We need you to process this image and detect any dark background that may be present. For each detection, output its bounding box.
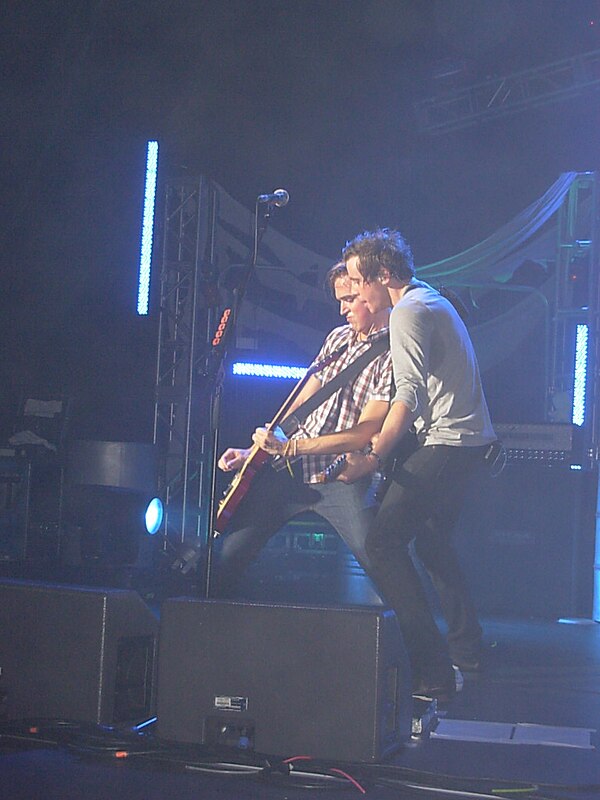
[1,0,599,444]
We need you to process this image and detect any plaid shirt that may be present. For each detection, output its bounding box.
[294,324,393,483]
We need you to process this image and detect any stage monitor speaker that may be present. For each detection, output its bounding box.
[0,579,158,724]
[156,598,411,762]
[455,464,597,618]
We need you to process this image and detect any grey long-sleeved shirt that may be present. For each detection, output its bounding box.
[390,280,496,447]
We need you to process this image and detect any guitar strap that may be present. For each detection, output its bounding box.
[280,333,390,437]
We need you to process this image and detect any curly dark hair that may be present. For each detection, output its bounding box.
[342,228,415,283]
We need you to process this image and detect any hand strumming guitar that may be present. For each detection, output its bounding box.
[333,432,382,484]
[251,426,289,456]
[218,447,251,472]
[335,452,378,483]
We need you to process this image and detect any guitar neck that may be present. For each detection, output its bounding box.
[265,342,348,432]
[313,454,347,484]
[215,344,349,535]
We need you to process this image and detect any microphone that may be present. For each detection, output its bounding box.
[256,188,289,207]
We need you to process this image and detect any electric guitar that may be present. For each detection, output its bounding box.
[214,443,274,534]
[214,349,344,535]
[214,334,389,535]
[216,449,349,534]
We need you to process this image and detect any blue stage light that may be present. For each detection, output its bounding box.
[132,716,157,731]
[145,497,164,535]
[137,140,159,316]
[232,362,307,380]
[572,323,589,426]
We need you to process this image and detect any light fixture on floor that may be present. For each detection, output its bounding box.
[63,440,162,569]
[144,497,163,535]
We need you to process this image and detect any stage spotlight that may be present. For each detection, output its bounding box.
[63,441,161,570]
[145,497,163,535]
[63,486,163,568]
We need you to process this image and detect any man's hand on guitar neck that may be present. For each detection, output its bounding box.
[218,447,251,472]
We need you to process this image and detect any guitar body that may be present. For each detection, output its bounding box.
[217,451,357,533]
[215,447,272,534]
[213,339,358,535]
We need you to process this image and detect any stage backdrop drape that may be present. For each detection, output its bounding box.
[209,173,579,373]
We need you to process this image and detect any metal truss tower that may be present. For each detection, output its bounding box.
[416,49,600,134]
[549,172,600,467]
[153,177,220,551]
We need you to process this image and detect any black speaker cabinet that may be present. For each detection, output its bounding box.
[455,464,597,618]
[157,598,411,762]
[0,579,158,724]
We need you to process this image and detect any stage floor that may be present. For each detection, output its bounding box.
[1,614,599,800]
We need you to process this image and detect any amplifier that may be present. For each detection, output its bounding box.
[494,423,574,464]
[455,463,596,617]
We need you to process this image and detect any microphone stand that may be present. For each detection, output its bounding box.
[182,198,281,597]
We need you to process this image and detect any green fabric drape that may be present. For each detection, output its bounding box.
[416,172,578,281]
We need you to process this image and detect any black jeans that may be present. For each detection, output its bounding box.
[365,444,486,686]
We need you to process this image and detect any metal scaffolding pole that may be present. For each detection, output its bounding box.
[152,177,220,553]
[549,171,599,467]
[416,49,600,134]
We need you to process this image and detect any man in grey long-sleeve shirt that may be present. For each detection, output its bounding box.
[341,227,496,703]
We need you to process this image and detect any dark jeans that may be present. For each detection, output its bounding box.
[365,444,486,686]
[214,464,376,594]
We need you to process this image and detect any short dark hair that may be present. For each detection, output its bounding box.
[342,228,415,283]
[325,260,348,296]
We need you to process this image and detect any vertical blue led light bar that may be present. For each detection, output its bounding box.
[137,140,159,315]
[571,323,589,426]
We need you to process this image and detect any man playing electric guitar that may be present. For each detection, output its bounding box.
[214,262,393,593]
